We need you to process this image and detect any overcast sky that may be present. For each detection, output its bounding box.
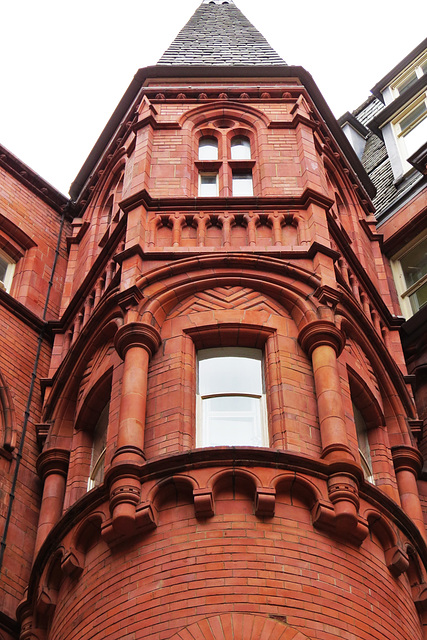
[0,0,426,196]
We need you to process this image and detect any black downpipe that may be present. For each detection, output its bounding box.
[0,202,70,572]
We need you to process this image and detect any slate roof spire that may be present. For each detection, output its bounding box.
[158,0,286,66]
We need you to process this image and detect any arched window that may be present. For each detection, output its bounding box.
[197,347,267,447]
[352,402,374,483]
[231,135,251,159]
[0,249,15,293]
[88,403,109,489]
[199,137,218,160]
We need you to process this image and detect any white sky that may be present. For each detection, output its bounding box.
[0,0,426,196]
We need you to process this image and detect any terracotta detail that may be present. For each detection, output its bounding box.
[298,320,345,357]
[255,487,276,517]
[385,546,410,577]
[114,322,161,360]
[193,489,215,518]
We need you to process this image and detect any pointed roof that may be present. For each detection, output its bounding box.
[158,0,285,66]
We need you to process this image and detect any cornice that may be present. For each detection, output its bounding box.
[0,143,69,213]
[119,187,335,214]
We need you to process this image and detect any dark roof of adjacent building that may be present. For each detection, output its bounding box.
[352,95,425,220]
[158,0,285,66]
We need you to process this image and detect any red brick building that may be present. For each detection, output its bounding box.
[1,3,427,639]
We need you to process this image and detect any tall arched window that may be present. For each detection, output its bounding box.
[352,402,374,483]
[88,403,109,489]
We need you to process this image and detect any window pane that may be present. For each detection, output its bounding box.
[353,403,373,482]
[199,174,218,196]
[199,137,218,160]
[232,171,253,196]
[400,101,427,132]
[400,237,427,288]
[396,71,418,95]
[202,395,263,446]
[409,280,427,314]
[231,136,251,159]
[198,348,262,395]
[0,255,8,283]
[402,112,427,157]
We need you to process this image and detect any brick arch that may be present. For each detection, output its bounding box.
[179,101,270,129]
[136,254,320,332]
[169,613,314,640]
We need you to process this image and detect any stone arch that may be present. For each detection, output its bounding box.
[273,472,322,509]
[136,254,320,333]
[169,613,314,640]
[339,315,415,437]
[0,369,17,452]
[46,315,122,438]
[179,101,270,130]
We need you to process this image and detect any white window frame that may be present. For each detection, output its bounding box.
[199,172,219,197]
[393,93,427,162]
[391,231,427,318]
[390,52,427,100]
[196,347,268,448]
[231,136,251,160]
[0,250,16,293]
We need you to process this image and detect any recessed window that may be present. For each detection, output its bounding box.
[88,403,109,490]
[199,173,219,197]
[197,347,267,447]
[231,136,251,160]
[199,137,218,160]
[353,403,374,483]
[232,170,253,196]
[392,234,427,317]
[0,250,15,293]
[391,53,427,99]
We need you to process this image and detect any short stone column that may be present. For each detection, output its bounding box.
[108,322,161,534]
[34,449,70,556]
[392,446,426,540]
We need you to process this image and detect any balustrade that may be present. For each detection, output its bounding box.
[148,211,305,250]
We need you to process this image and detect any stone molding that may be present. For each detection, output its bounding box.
[298,320,345,357]
[36,448,70,481]
[114,322,161,360]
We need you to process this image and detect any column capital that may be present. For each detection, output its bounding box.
[392,445,423,476]
[36,448,70,481]
[114,322,161,360]
[298,320,345,357]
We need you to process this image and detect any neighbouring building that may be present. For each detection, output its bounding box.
[1,3,427,640]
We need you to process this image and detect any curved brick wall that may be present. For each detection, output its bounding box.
[48,482,420,640]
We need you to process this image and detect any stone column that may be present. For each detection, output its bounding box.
[108,322,161,534]
[392,446,426,540]
[34,449,69,556]
[299,320,353,462]
[299,320,362,534]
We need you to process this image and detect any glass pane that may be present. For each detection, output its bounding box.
[199,137,218,160]
[231,136,251,159]
[400,101,427,132]
[403,112,427,157]
[352,403,373,480]
[0,255,8,283]
[198,348,262,395]
[199,174,218,197]
[202,395,263,446]
[409,280,427,314]
[401,237,427,288]
[397,71,418,95]
[232,171,253,196]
